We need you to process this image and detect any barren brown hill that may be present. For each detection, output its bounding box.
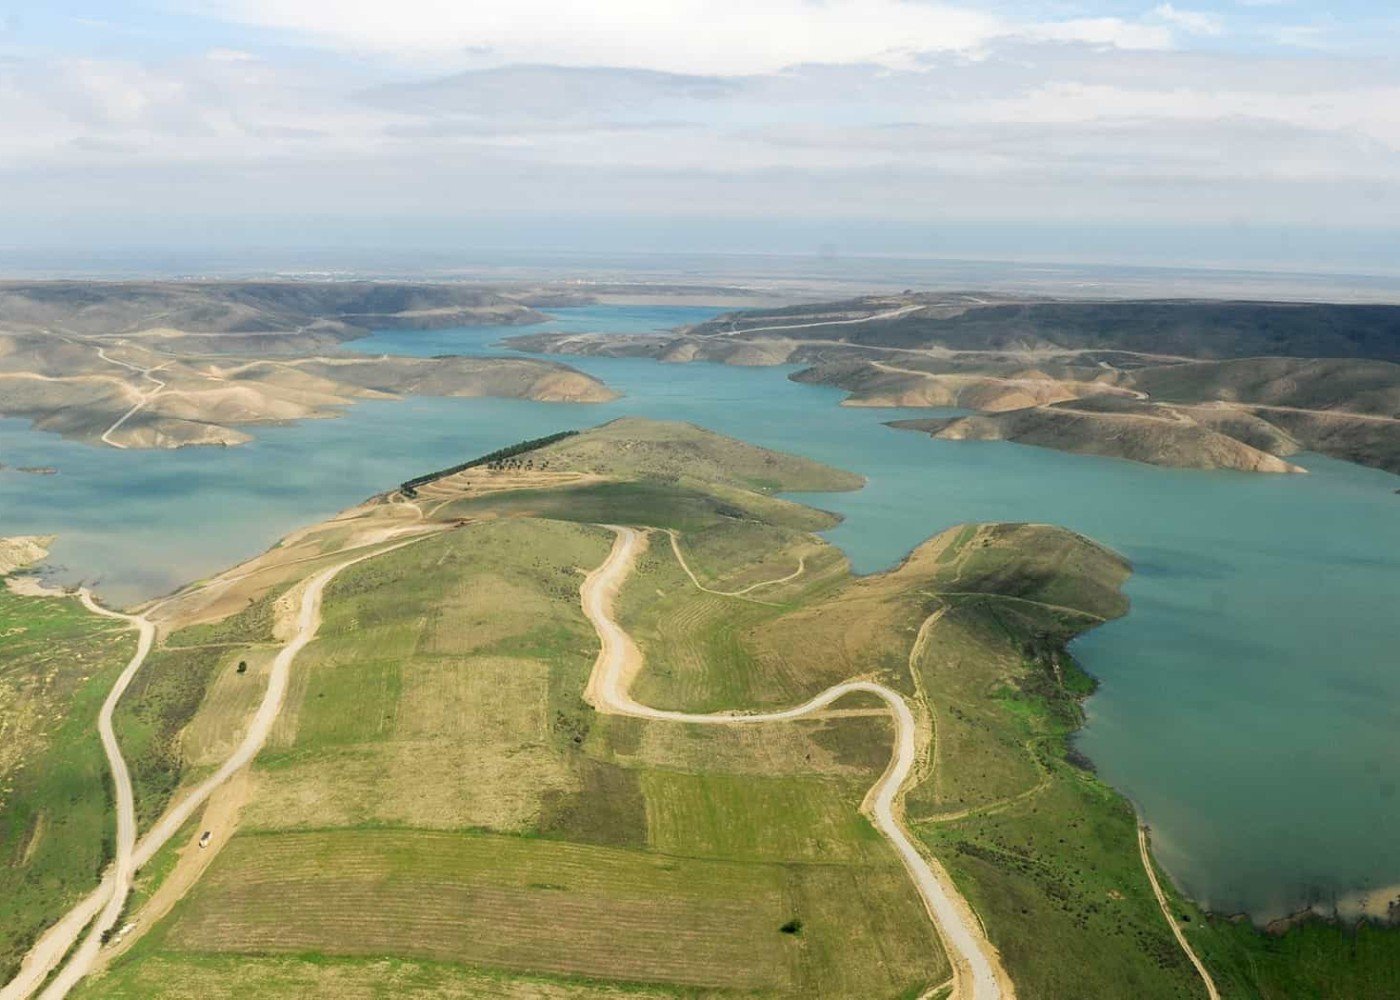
[0,332,614,450]
[791,358,1132,411]
[1130,356,1400,416]
[893,403,1307,474]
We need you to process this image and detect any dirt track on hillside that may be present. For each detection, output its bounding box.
[580,525,1013,1000]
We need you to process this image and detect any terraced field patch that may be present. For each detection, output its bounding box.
[241,520,608,834]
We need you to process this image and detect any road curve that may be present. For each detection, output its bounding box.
[6,539,426,1000]
[580,526,1010,1000]
[664,529,804,599]
[94,348,168,450]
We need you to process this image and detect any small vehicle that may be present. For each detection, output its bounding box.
[198,830,212,849]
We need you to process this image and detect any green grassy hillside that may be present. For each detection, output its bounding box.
[0,590,132,981]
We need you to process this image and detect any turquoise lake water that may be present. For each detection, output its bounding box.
[2,304,1398,921]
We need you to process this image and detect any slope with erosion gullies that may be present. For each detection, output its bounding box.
[892,398,1308,474]
[870,355,1399,473]
[786,308,1400,474]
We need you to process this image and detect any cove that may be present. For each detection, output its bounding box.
[2,304,1398,923]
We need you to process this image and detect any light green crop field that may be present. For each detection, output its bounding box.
[638,770,882,863]
[156,829,799,990]
[82,952,709,999]
[241,519,610,835]
[613,522,852,712]
[0,589,131,981]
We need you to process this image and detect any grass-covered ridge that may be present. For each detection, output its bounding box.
[399,429,579,496]
[534,417,865,493]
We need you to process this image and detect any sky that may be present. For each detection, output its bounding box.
[1,1,1397,272]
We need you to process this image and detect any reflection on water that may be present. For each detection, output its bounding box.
[2,304,1398,921]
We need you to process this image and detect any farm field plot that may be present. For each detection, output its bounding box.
[592,711,892,778]
[154,829,799,990]
[140,825,945,997]
[241,518,610,834]
[614,527,849,712]
[639,770,882,863]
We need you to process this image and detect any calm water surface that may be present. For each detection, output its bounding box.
[2,304,1397,921]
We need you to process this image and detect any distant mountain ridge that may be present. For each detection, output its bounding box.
[685,295,1400,362]
[0,280,550,341]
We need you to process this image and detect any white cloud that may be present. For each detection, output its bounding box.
[205,48,258,62]
[3,12,1399,238]
[199,0,1173,74]
[1153,4,1225,37]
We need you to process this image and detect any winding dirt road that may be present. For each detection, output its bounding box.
[664,529,805,600]
[5,539,427,1000]
[580,526,1011,1000]
[94,348,169,450]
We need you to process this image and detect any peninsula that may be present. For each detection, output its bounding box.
[3,420,1395,999]
[0,281,615,449]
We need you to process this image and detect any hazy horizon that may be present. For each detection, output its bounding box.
[4,1,1397,276]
